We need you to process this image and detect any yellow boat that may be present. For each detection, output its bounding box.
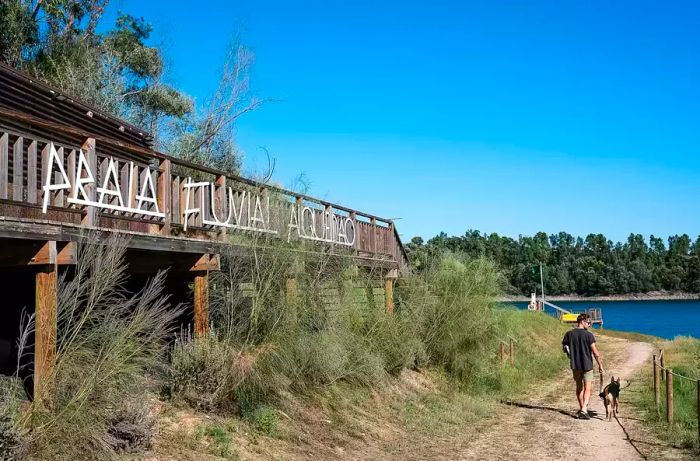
[561,313,579,323]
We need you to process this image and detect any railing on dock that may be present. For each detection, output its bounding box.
[0,112,408,268]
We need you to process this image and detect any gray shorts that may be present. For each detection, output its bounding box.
[572,370,594,382]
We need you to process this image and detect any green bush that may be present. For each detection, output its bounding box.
[396,254,502,381]
[246,406,279,436]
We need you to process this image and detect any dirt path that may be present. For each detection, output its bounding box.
[455,335,690,461]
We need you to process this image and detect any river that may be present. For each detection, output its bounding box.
[508,300,700,339]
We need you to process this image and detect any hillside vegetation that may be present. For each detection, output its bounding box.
[0,239,571,460]
[629,336,700,452]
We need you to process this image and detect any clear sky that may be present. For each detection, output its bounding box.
[102,1,700,243]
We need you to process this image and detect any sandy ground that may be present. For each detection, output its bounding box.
[454,336,694,461]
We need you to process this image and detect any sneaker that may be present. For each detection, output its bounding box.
[579,411,591,420]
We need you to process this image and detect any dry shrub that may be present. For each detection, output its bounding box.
[0,377,25,461]
[170,244,505,414]
[396,253,503,381]
[106,399,154,454]
[19,235,182,460]
[169,329,272,412]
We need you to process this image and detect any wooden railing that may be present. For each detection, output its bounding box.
[0,117,408,268]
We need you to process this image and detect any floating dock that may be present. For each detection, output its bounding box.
[530,298,604,329]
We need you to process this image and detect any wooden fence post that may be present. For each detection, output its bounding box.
[286,276,297,305]
[653,355,660,406]
[660,350,665,381]
[509,338,514,364]
[35,264,57,400]
[666,369,674,424]
[193,272,209,338]
[384,269,398,314]
[499,342,505,362]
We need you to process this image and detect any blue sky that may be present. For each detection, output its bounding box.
[102,1,700,243]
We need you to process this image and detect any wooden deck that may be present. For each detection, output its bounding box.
[0,63,408,397]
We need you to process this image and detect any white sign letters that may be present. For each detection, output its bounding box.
[39,144,357,247]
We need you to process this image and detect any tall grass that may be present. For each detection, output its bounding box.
[396,255,502,382]
[16,235,183,460]
[632,336,699,452]
[168,247,531,415]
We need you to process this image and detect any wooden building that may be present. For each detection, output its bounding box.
[0,63,407,397]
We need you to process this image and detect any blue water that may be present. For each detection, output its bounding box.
[509,300,700,339]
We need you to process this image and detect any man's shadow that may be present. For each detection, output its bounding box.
[501,400,601,420]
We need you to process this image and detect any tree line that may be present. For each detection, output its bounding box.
[406,230,700,296]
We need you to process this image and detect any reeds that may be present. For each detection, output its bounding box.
[15,235,183,460]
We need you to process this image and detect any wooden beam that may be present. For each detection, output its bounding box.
[56,241,77,265]
[194,272,209,338]
[215,175,226,240]
[160,159,172,234]
[27,140,37,203]
[190,253,220,272]
[34,264,57,400]
[81,138,97,226]
[12,136,23,201]
[30,241,56,265]
[0,240,75,267]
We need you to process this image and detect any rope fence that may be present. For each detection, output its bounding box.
[651,350,699,442]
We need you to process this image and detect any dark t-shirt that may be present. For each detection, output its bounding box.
[562,328,596,371]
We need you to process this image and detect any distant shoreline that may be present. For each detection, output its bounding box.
[498,291,700,303]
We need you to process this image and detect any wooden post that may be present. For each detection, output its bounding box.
[286,276,297,305]
[214,175,226,240]
[384,269,397,314]
[35,264,57,400]
[349,211,358,252]
[660,350,665,381]
[193,272,209,338]
[509,338,514,364]
[653,355,660,406]
[157,159,171,235]
[385,278,394,314]
[27,140,37,203]
[499,342,505,362]
[666,369,674,424]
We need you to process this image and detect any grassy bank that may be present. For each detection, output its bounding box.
[628,336,699,452]
[0,241,572,460]
[154,307,570,460]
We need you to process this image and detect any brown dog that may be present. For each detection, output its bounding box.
[599,376,621,421]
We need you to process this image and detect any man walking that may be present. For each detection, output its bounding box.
[562,313,604,420]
